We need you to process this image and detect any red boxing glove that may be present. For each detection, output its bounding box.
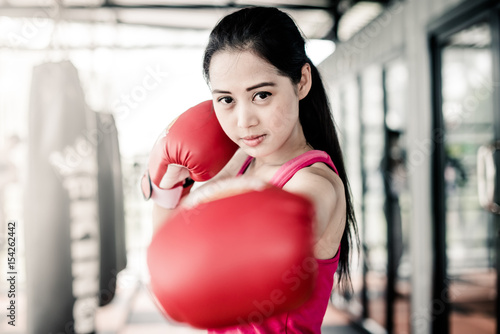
[141,100,238,208]
[147,178,317,328]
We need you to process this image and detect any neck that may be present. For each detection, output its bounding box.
[253,123,312,169]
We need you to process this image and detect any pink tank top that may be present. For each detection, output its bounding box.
[208,150,341,334]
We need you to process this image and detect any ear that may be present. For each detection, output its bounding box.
[297,63,312,100]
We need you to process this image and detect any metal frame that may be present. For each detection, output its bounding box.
[429,30,449,334]
[381,64,394,334]
[357,72,370,322]
[491,5,500,334]
[0,0,398,41]
[428,0,500,333]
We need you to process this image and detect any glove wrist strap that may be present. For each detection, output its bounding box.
[150,182,183,209]
[141,171,184,209]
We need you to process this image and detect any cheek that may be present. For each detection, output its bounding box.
[270,109,285,130]
[215,112,237,138]
[269,104,298,132]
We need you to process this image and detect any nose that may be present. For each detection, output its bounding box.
[236,103,258,129]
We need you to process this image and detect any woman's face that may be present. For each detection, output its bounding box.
[208,50,309,158]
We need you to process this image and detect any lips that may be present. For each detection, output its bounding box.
[241,134,266,147]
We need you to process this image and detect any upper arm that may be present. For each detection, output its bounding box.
[283,165,346,258]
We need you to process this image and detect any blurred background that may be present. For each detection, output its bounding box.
[0,0,498,334]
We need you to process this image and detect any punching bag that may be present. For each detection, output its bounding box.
[95,111,127,306]
[25,60,100,334]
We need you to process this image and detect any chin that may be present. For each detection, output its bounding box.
[244,146,273,159]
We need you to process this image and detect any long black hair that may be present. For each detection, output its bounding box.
[203,6,359,293]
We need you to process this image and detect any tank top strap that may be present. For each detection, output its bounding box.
[236,155,254,176]
[270,150,338,188]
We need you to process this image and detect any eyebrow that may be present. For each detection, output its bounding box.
[212,81,276,94]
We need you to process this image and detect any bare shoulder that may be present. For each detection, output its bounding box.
[283,162,344,208]
[283,162,346,258]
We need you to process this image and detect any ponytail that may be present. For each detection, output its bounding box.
[300,61,359,293]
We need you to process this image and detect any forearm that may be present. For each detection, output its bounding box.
[152,204,176,234]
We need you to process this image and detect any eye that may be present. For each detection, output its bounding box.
[217,96,234,105]
[253,92,272,101]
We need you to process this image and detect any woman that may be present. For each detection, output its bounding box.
[149,6,358,333]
